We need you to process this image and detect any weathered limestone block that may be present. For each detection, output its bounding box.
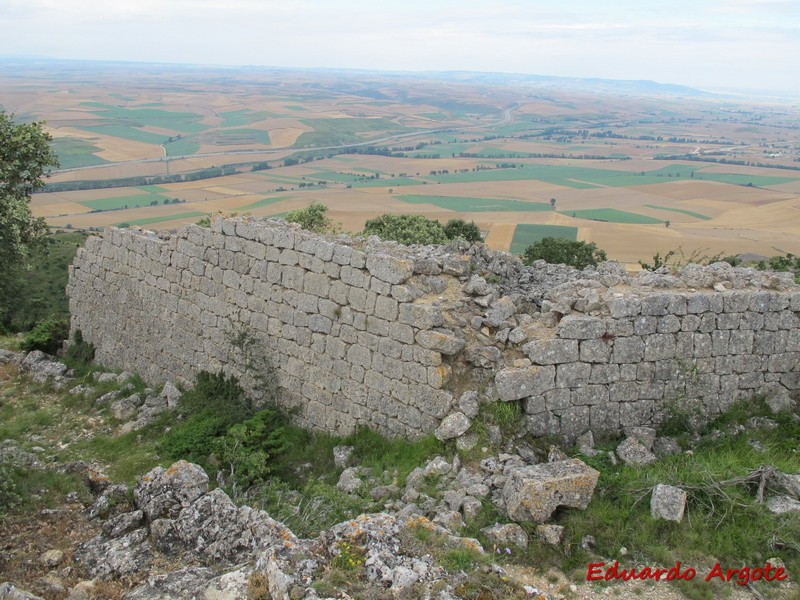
[502,459,600,523]
[366,254,414,284]
[480,523,529,550]
[398,303,444,330]
[556,315,606,340]
[484,296,516,327]
[415,329,465,356]
[133,461,209,523]
[435,412,471,440]
[442,255,470,276]
[524,339,579,365]
[607,294,641,318]
[650,484,687,522]
[495,366,554,401]
[615,437,657,466]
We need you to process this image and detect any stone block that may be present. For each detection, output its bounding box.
[556,315,607,339]
[416,329,465,356]
[524,339,579,365]
[366,254,414,284]
[556,362,591,388]
[495,365,554,401]
[580,339,612,363]
[650,484,687,522]
[435,412,471,440]
[398,303,444,330]
[502,459,600,523]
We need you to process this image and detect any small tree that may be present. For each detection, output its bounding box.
[522,237,607,269]
[0,112,59,327]
[285,202,334,234]
[443,218,482,243]
[363,214,449,245]
[550,197,557,211]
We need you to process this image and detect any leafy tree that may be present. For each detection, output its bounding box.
[522,237,607,269]
[0,112,59,326]
[443,218,482,243]
[362,214,449,245]
[550,197,556,210]
[286,201,334,234]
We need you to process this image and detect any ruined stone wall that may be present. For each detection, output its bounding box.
[68,217,800,439]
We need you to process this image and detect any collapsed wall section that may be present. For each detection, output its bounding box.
[67,217,800,440]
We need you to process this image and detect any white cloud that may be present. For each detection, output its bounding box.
[0,0,797,93]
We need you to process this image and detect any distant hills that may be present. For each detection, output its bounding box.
[0,57,707,98]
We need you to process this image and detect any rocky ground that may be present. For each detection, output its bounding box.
[1,349,798,599]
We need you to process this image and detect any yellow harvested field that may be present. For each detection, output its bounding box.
[631,181,791,205]
[484,223,516,251]
[268,128,304,147]
[33,202,93,217]
[205,186,251,196]
[55,127,163,162]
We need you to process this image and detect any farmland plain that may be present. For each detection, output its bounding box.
[2,59,799,266]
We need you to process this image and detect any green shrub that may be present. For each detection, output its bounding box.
[19,318,69,354]
[179,370,253,425]
[64,329,95,369]
[286,202,334,233]
[522,237,607,269]
[0,464,22,515]
[161,411,227,465]
[363,214,449,245]
[443,218,482,243]
[213,409,290,494]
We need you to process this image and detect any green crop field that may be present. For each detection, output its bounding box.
[563,208,665,224]
[643,204,711,220]
[219,109,271,127]
[240,196,290,210]
[209,129,272,146]
[82,194,166,211]
[77,125,168,145]
[426,163,800,189]
[164,138,201,157]
[117,211,207,227]
[398,195,551,212]
[296,117,408,146]
[694,172,799,187]
[50,137,108,170]
[510,224,578,254]
[78,103,210,134]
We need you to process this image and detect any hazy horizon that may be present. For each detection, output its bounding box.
[1,0,798,96]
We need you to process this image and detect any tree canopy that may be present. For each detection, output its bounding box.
[285,201,335,234]
[443,218,482,243]
[0,112,59,327]
[521,237,607,270]
[363,214,481,246]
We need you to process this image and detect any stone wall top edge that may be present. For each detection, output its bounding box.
[96,218,798,299]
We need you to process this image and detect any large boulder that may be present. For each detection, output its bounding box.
[616,437,657,466]
[650,484,687,522]
[133,461,209,522]
[502,459,600,523]
[435,412,471,441]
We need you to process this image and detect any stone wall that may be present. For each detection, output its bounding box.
[67,217,800,439]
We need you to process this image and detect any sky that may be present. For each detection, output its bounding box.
[1,0,799,94]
